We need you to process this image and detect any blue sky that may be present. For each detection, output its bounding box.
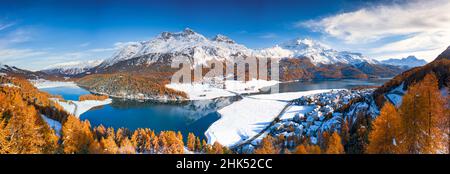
[1,0,449,70]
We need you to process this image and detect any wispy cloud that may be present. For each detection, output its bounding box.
[0,22,15,31]
[259,33,278,39]
[299,0,450,60]
[79,42,91,47]
[87,47,116,52]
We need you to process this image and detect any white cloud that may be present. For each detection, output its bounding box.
[88,47,116,52]
[0,49,47,60]
[300,0,450,61]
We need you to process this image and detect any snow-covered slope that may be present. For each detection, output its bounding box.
[380,56,427,68]
[99,28,382,72]
[99,28,253,68]
[43,60,103,76]
[260,38,377,65]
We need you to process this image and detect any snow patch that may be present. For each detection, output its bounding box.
[54,98,112,117]
[166,79,279,100]
[41,115,62,137]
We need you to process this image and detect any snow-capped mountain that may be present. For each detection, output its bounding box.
[1,63,49,79]
[100,29,381,70]
[99,28,252,69]
[260,38,377,65]
[43,60,103,76]
[91,29,407,81]
[380,56,427,68]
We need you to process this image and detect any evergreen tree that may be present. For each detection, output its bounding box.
[100,134,119,154]
[294,145,307,154]
[187,133,196,151]
[254,135,277,154]
[367,102,401,154]
[195,137,202,152]
[201,139,208,153]
[294,144,321,154]
[118,138,135,154]
[325,132,344,154]
[340,119,350,150]
[211,142,224,154]
[61,116,94,154]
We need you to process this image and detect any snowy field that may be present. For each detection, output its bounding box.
[30,79,78,89]
[166,79,279,100]
[205,89,332,147]
[41,115,62,137]
[53,98,112,117]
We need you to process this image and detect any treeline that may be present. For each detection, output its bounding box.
[76,73,187,100]
[0,76,61,153]
[79,94,109,101]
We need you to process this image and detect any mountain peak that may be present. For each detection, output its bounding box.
[159,28,204,40]
[282,38,330,50]
[212,34,235,44]
[44,60,103,70]
[101,29,251,68]
[405,55,419,60]
[273,37,375,65]
[43,60,104,76]
[436,45,450,60]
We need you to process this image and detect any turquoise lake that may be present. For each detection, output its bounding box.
[41,78,390,140]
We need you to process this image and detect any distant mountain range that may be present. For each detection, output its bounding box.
[40,28,407,80]
[42,60,103,77]
[380,56,427,68]
[373,45,450,107]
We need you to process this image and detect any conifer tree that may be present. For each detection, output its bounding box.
[195,137,202,152]
[399,73,446,153]
[100,134,119,154]
[295,145,307,154]
[340,119,350,149]
[254,135,277,154]
[210,142,225,154]
[61,116,94,154]
[89,140,102,154]
[187,132,196,151]
[367,102,401,154]
[201,139,208,153]
[119,138,135,154]
[325,132,344,154]
[294,144,322,154]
